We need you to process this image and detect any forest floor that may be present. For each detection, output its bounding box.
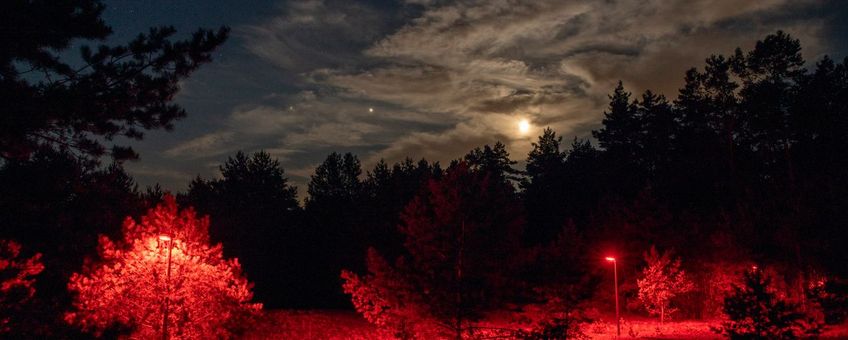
[244,310,848,339]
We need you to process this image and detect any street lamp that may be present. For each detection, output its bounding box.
[605,256,620,338]
[159,235,174,340]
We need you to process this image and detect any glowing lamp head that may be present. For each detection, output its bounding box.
[159,235,172,242]
[605,257,616,262]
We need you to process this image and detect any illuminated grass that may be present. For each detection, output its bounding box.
[245,310,848,339]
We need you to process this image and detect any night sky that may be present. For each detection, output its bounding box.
[100,0,848,193]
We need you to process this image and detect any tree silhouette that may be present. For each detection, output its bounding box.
[181,151,299,307]
[303,152,367,307]
[307,152,363,207]
[0,150,145,336]
[343,162,525,338]
[0,0,228,162]
[522,128,568,244]
[463,141,522,182]
[593,81,639,158]
[362,158,442,260]
[718,269,821,339]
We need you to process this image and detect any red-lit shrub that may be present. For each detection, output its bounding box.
[514,285,591,340]
[695,262,746,319]
[0,240,44,334]
[807,277,848,325]
[65,195,261,339]
[341,248,434,339]
[717,269,822,339]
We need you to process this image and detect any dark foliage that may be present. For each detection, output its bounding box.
[717,269,822,339]
[343,162,526,338]
[0,150,146,337]
[807,278,848,325]
[463,141,523,182]
[180,151,299,308]
[300,153,443,308]
[0,0,228,162]
[521,128,568,245]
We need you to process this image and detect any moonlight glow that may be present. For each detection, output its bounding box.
[518,119,531,135]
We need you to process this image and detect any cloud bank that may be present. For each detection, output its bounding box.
[149,0,841,193]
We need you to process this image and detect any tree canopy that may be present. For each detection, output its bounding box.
[0,0,228,162]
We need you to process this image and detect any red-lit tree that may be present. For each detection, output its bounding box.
[341,248,430,339]
[0,240,44,334]
[65,195,261,338]
[342,162,524,339]
[636,246,693,324]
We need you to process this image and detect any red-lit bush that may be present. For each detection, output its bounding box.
[717,269,822,338]
[65,195,261,338]
[514,285,591,340]
[0,240,44,334]
[696,261,747,319]
[807,277,848,325]
[341,248,434,339]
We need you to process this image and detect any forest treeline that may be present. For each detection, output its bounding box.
[2,28,848,335]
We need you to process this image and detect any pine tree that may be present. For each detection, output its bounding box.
[0,0,228,162]
[464,141,522,182]
[522,128,568,244]
[306,152,363,207]
[343,162,524,339]
[304,152,366,307]
[183,151,299,307]
[593,81,639,156]
[718,269,822,339]
[65,195,261,338]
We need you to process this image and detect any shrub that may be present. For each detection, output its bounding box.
[717,269,822,339]
[807,277,848,325]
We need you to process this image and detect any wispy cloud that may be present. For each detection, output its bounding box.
[239,0,826,170]
[164,131,236,159]
[142,0,839,193]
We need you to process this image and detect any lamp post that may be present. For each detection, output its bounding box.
[605,256,620,338]
[159,235,174,340]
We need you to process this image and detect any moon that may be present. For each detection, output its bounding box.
[518,119,531,134]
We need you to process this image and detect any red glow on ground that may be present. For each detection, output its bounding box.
[243,310,848,339]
